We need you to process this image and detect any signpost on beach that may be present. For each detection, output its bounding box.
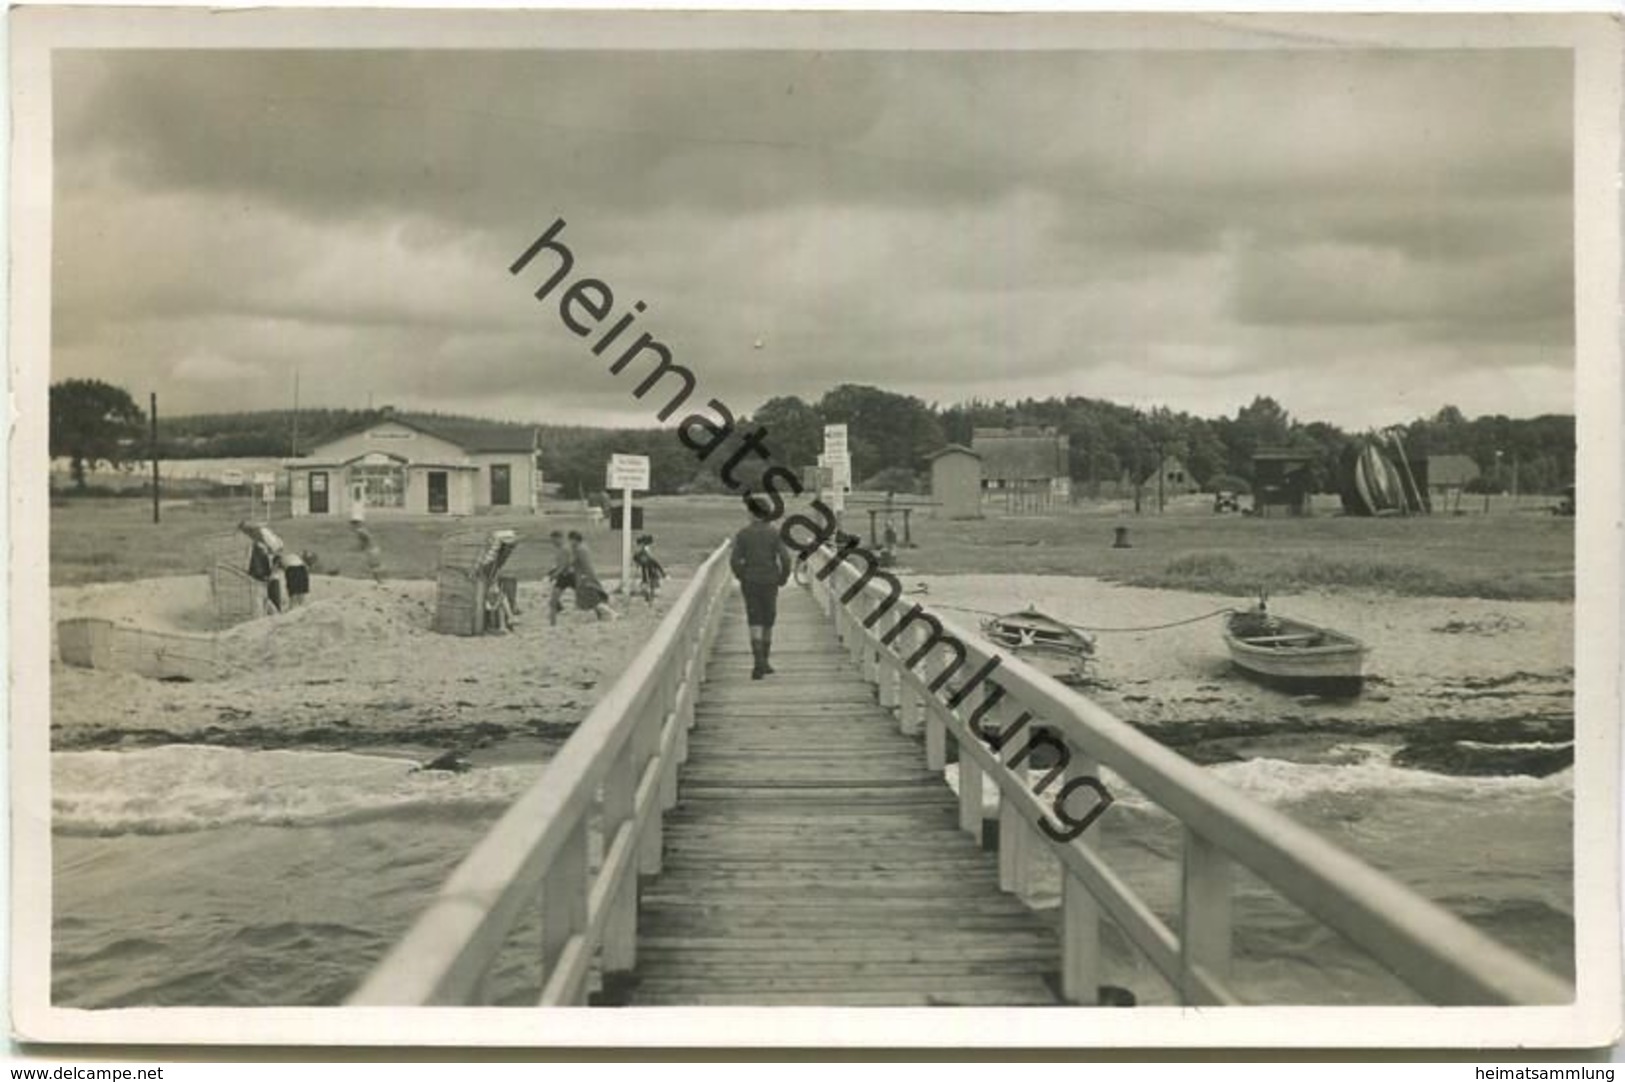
[822,424,851,515]
[253,472,276,520]
[607,453,651,596]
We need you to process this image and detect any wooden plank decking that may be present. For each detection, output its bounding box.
[628,585,1062,1006]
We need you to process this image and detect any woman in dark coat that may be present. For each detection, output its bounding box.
[567,531,618,621]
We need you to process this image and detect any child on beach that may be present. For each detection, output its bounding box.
[350,518,384,583]
[632,533,666,603]
[545,530,574,626]
[279,550,311,608]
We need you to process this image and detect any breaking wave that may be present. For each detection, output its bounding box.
[52,746,541,836]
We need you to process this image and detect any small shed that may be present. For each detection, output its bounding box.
[927,444,983,520]
[1142,455,1201,498]
[1416,454,1480,514]
[1252,448,1317,517]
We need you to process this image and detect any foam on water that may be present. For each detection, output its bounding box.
[1201,754,1573,804]
[947,749,1573,817]
[53,746,542,836]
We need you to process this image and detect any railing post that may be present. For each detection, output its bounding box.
[957,747,984,837]
[1061,748,1103,1006]
[600,743,639,977]
[923,651,947,773]
[997,799,1039,898]
[1179,825,1234,1004]
[636,693,663,877]
[893,618,922,735]
[874,605,901,711]
[540,819,590,1004]
[659,656,681,811]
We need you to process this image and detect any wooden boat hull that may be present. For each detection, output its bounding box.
[1352,442,1406,516]
[981,607,1095,685]
[1223,611,1367,697]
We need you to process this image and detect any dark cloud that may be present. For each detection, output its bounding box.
[51,46,1575,429]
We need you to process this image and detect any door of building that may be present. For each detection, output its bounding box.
[490,464,511,507]
[428,471,449,514]
[309,471,330,514]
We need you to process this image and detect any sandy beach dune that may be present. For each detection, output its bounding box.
[51,574,684,761]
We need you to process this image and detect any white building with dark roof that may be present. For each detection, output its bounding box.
[285,410,540,518]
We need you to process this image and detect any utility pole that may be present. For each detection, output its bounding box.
[1157,444,1166,514]
[291,366,301,457]
[150,392,160,524]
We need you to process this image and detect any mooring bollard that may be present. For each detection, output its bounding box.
[1113,526,1132,549]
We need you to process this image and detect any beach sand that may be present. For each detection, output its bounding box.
[47,571,1575,1007]
[916,575,1574,771]
[51,573,683,762]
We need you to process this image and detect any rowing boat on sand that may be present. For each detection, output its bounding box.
[1222,602,1368,696]
[981,605,1096,685]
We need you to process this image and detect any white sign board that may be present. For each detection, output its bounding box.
[607,453,651,492]
[219,469,245,486]
[823,424,848,453]
[820,452,852,489]
[252,471,276,486]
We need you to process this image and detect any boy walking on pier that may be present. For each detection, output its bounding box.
[730,511,792,680]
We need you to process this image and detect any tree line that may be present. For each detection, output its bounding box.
[49,378,1575,498]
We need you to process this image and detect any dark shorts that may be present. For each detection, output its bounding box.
[741,581,780,627]
[285,566,310,596]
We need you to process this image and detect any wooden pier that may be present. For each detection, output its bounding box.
[349,538,1573,1012]
[630,592,1059,1006]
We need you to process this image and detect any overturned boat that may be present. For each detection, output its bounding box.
[981,605,1096,685]
[1223,601,1369,697]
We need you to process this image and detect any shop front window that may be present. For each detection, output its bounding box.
[351,463,406,508]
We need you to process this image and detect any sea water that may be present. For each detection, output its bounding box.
[52,747,547,1007]
[1016,753,1573,1005]
[51,745,1572,1008]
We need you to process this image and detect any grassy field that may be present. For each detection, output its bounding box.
[896,499,1574,601]
[50,492,1574,601]
[48,495,743,587]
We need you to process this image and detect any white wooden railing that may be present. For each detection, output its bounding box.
[347,540,734,1006]
[811,554,1574,1007]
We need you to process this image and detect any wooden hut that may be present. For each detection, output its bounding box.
[1251,448,1317,517]
[926,445,983,520]
[1415,454,1481,515]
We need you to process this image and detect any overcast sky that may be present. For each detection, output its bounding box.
[52,47,1574,430]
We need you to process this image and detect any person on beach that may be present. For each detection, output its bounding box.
[545,530,575,626]
[567,530,619,621]
[350,512,384,584]
[632,533,666,603]
[239,520,286,614]
[730,509,793,679]
[279,549,311,609]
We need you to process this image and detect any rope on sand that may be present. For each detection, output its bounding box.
[927,601,1235,635]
